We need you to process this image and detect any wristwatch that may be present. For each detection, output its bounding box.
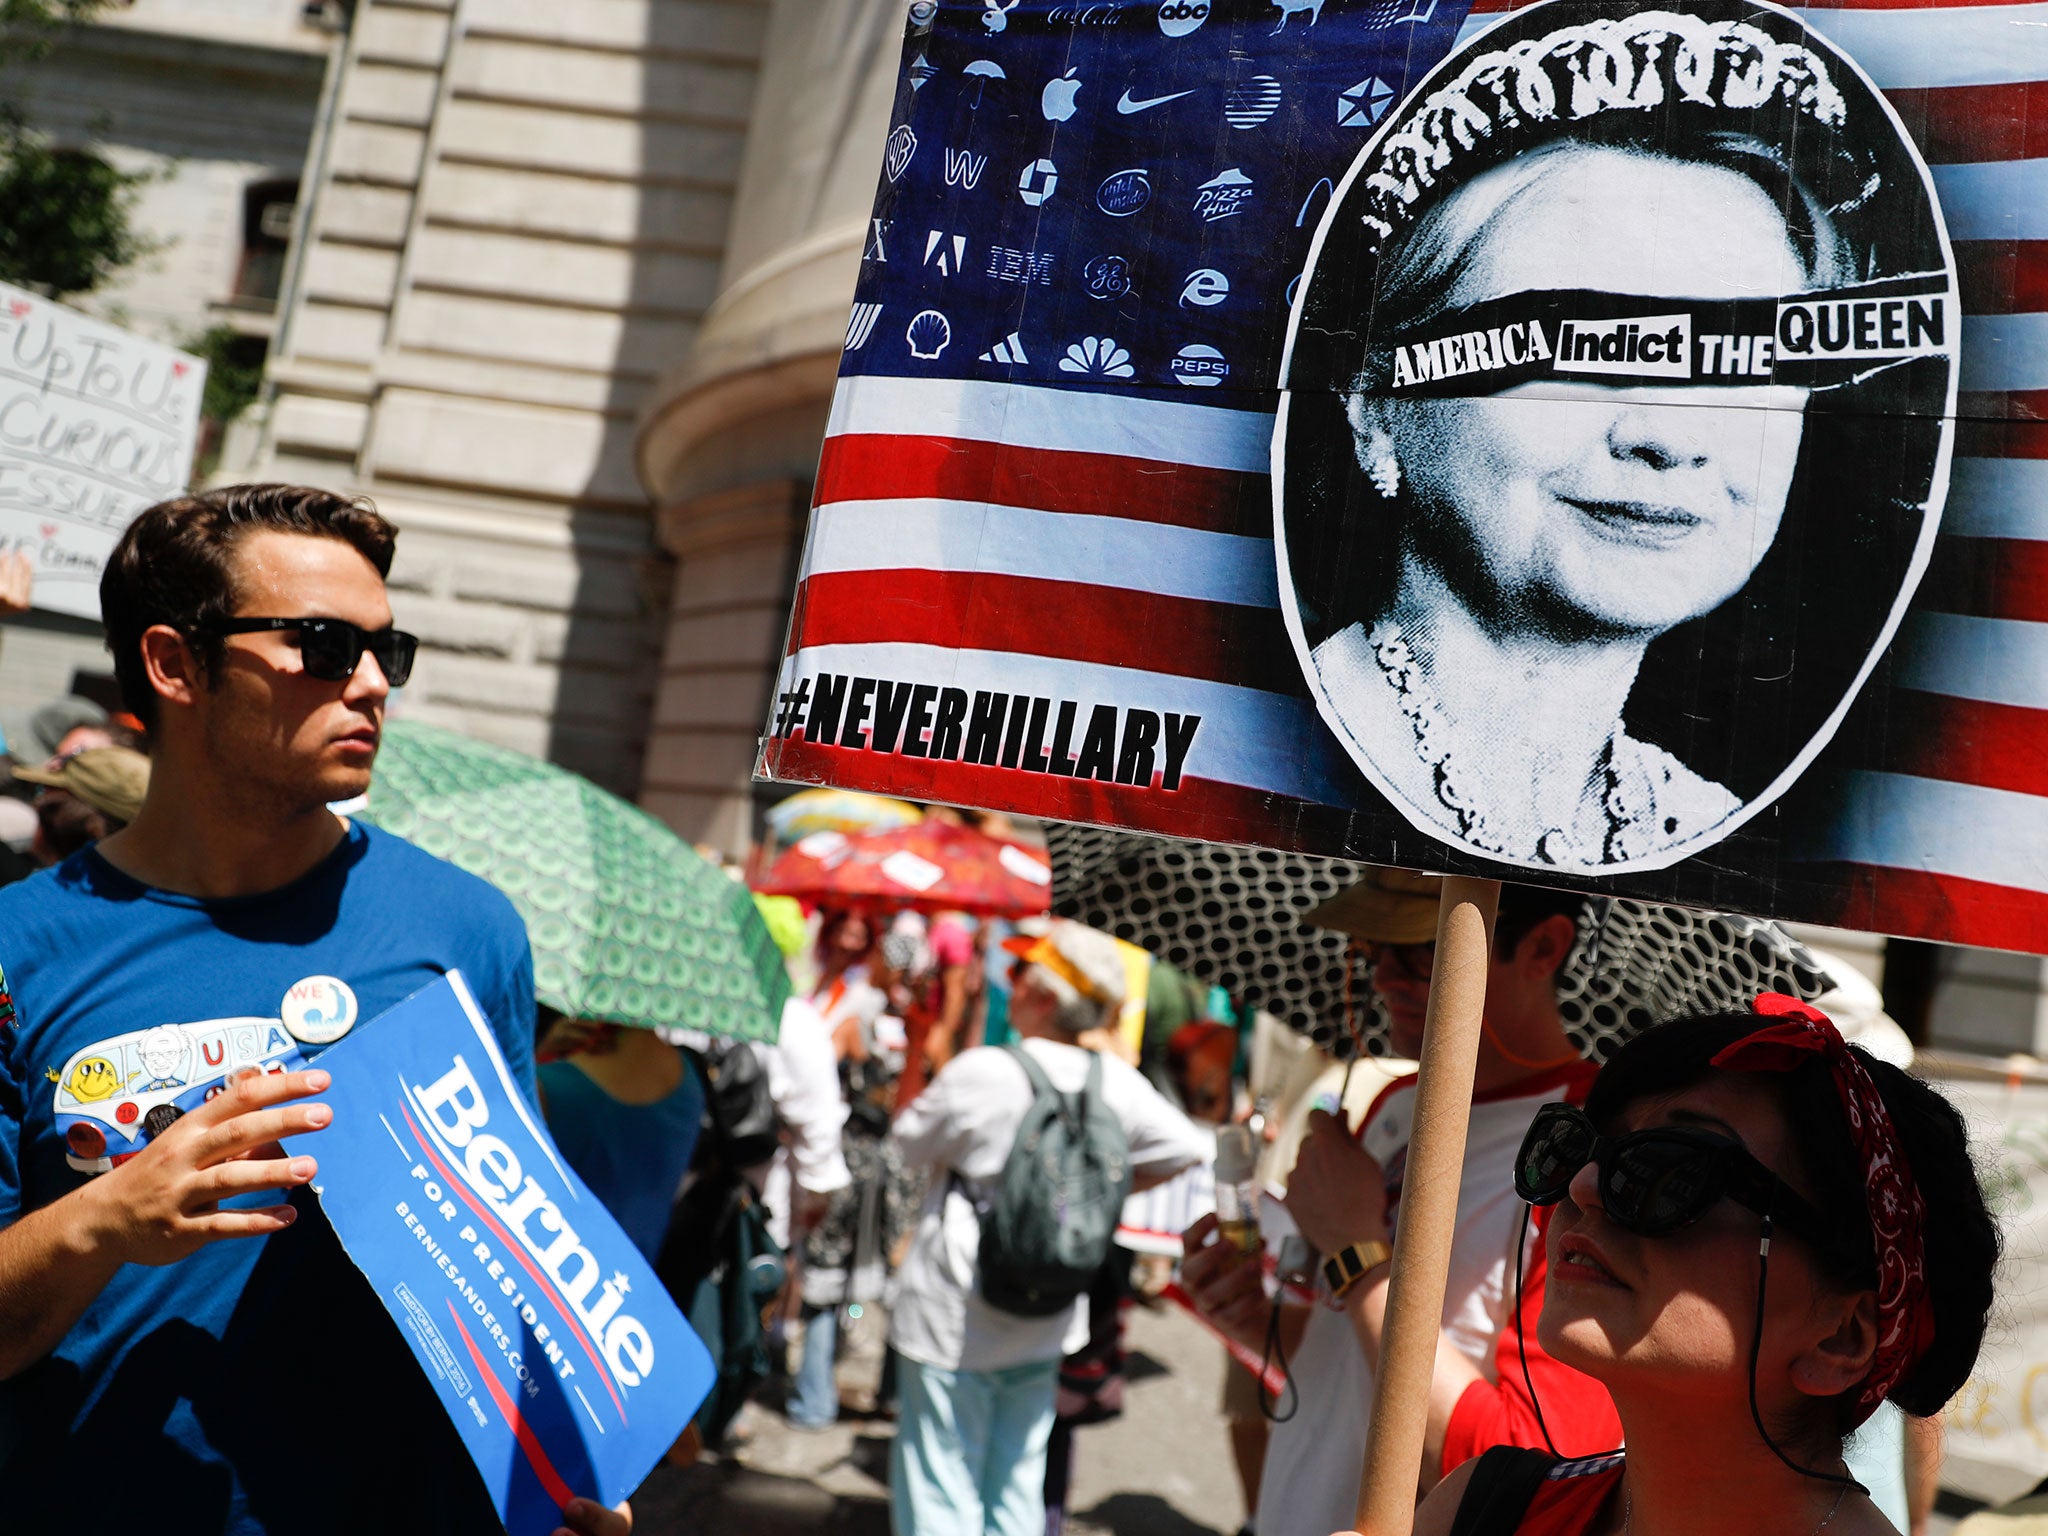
[1323,1238,1395,1301]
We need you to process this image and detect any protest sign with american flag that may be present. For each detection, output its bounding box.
[758,0,2048,954]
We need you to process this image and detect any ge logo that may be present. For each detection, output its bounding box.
[1018,157,1059,207]
[1158,0,1209,34]
[1084,255,1133,300]
[1180,268,1229,307]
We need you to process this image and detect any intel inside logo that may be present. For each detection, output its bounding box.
[1097,168,1152,217]
[1171,343,1228,386]
[1158,0,1209,34]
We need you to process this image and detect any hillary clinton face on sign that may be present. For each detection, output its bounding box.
[1275,0,1956,873]
[1353,142,1817,645]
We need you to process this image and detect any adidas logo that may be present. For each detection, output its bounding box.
[980,332,1029,364]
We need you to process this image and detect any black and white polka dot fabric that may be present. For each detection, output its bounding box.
[1045,827,1835,1061]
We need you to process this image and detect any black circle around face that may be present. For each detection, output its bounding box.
[1275,0,1955,875]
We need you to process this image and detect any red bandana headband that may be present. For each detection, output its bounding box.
[1711,993,1935,1424]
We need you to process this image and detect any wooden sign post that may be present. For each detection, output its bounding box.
[1352,876,1501,1536]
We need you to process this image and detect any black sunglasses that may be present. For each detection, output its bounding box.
[1514,1102,1844,1251]
[202,617,418,687]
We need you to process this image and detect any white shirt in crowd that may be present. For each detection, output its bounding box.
[755,994,852,1249]
[890,1036,1213,1373]
[1256,1075,1566,1536]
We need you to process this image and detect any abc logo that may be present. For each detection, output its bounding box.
[1158,0,1209,35]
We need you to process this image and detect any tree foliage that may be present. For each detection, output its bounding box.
[0,0,110,64]
[0,129,151,297]
[0,0,149,299]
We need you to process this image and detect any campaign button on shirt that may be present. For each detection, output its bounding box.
[282,974,358,1044]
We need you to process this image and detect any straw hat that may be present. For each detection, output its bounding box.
[1299,867,1442,946]
[14,746,150,823]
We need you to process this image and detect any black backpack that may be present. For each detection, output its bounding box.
[975,1045,1134,1317]
[672,1036,780,1179]
[656,1038,785,1450]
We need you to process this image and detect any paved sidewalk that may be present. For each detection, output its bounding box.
[630,1298,1249,1535]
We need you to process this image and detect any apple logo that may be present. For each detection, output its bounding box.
[1041,69,1082,122]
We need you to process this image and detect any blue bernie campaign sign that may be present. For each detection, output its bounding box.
[287,972,710,1535]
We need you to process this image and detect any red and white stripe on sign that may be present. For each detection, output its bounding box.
[772,376,1355,846]
[771,0,2048,945]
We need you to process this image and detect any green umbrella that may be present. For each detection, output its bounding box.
[359,719,789,1044]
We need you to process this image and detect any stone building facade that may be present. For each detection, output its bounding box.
[633,0,892,851]
[0,0,334,719]
[231,0,772,793]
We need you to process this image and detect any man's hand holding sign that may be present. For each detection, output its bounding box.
[284,972,710,1536]
[0,1065,331,1381]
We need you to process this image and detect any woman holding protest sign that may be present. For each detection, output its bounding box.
[1277,0,1957,874]
[1405,996,1995,1536]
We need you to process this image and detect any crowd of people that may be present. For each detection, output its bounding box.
[0,478,2012,1536]
[0,691,151,878]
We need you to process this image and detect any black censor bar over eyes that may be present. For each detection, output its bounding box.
[776,672,1203,791]
[1373,274,1950,397]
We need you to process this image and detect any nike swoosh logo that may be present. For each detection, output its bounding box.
[1117,88,1196,114]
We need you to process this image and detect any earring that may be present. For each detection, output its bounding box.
[1366,432,1401,499]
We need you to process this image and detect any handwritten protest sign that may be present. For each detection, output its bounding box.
[1927,1067,2048,1502]
[757,0,2048,956]
[290,973,711,1536]
[0,282,205,619]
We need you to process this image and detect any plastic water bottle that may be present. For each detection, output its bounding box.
[1214,1124,1262,1254]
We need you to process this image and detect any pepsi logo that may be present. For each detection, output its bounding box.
[1171,344,1229,386]
[1158,0,1209,34]
[1097,168,1152,217]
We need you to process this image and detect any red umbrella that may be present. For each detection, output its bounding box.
[754,818,1052,917]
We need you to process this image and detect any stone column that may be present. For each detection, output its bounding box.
[633,0,895,854]
[641,480,805,851]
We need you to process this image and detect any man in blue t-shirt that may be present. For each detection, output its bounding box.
[0,485,626,1536]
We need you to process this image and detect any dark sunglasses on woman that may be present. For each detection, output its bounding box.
[199,617,419,688]
[1513,1101,1856,1259]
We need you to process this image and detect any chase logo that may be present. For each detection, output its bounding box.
[1158,0,1209,34]
[1097,168,1151,217]
[1171,344,1229,386]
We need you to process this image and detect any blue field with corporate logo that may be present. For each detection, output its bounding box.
[843,0,1479,403]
